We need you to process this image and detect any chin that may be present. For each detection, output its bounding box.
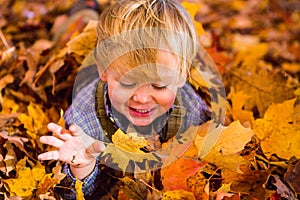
[130,118,153,127]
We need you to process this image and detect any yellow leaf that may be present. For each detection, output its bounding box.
[57,109,65,128]
[229,90,254,125]
[234,43,268,70]
[4,158,36,197]
[18,102,50,140]
[112,129,148,153]
[188,66,209,89]
[102,129,158,173]
[32,162,46,182]
[1,96,19,114]
[254,99,300,159]
[181,1,206,36]
[196,121,253,172]
[75,179,85,200]
[282,62,300,73]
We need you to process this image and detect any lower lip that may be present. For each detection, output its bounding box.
[129,107,153,117]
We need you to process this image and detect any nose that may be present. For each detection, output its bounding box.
[131,85,152,103]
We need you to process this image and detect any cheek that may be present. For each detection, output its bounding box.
[108,84,131,105]
[156,91,176,109]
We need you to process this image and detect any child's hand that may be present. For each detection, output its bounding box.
[38,123,105,168]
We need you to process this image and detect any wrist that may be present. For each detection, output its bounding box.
[70,159,97,180]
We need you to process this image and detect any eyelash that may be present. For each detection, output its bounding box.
[152,85,167,91]
[120,82,136,88]
[119,82,167,91]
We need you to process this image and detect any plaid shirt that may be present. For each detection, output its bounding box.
[59,78,210,199]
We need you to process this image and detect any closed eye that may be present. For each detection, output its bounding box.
[119,82,136,88]
[152,84,167,91]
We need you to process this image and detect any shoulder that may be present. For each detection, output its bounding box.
[64,78,105,140]
[178,82,210,125]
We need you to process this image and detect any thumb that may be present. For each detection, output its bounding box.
[86,140,106,158]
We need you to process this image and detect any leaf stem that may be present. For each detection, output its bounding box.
[0,28,10,49]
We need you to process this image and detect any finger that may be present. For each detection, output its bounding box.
[40,136,64,148]
[47,123,72,140]
[68,124,81,136]
[38,150,59,161]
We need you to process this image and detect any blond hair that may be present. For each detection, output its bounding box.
[95,0,197,77]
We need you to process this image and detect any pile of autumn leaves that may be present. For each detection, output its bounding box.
[0,0,300,199]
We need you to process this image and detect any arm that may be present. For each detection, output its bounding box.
[38,123,105,198]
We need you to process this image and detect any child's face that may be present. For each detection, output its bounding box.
[101,51,185,127]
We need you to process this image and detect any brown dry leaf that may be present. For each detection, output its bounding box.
[0,114,19,129]
[254,98,300,160]
[36,163,66,197]
[284,159,300,194]
[36,174,59,197]
[196,121,254,172]
[0,131,28,155]
[186,171,209,200]
[52,162,66,181]
[0,74,14,103]
[119,176,147,200]
[67,20,97,58]
[162,190,196,200]
[222,167,271,199]
[3,142,17,175]
[272,175,297,200]
[227,43,296,117]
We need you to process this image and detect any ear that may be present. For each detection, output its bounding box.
[100,71,107,82]
[97,64,107,82]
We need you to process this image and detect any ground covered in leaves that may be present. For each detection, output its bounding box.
[0,0,300,199]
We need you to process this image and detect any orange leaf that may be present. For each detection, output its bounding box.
[161,155,205,191]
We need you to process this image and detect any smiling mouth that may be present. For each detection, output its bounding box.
[129,107,153,116]
[134,108,151,113]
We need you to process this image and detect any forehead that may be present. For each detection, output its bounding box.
[110,50,180,74]
[108,50,186,87]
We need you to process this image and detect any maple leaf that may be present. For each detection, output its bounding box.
[254,98,300,160]
[112,129,149,153]
[119,176,150,200]
[181,1,205,36]
[102,129,158,174]
[227,43,296,117]
[228,90,254,126]
[196,121,254,172]
[18,102,50,141]
[161,155,205,191]
[3,157,46,198]
[36,163,66,197]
